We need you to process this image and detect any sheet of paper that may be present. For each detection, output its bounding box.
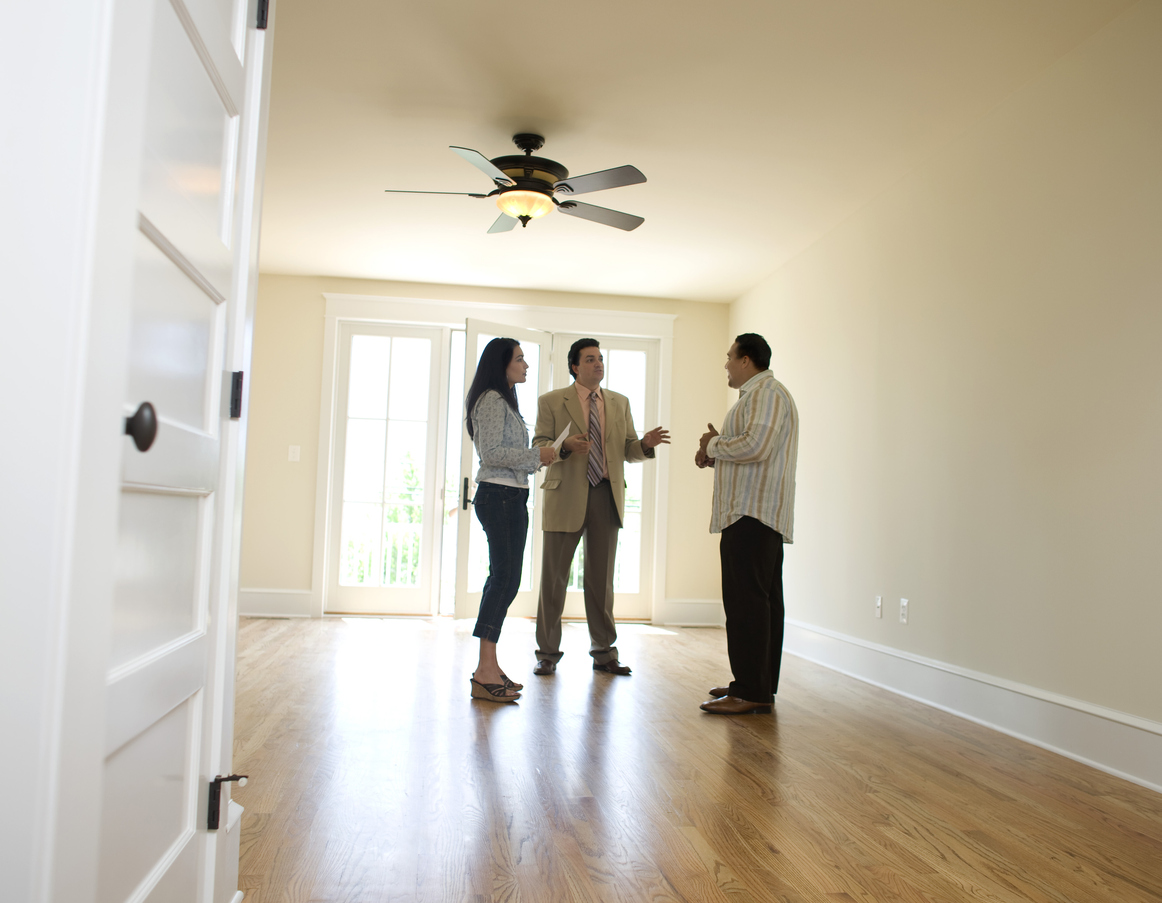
[552,422,573,450]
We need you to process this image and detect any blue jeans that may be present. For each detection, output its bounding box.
[473,482,529,642]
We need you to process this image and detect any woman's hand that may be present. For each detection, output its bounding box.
[539,446,557,466]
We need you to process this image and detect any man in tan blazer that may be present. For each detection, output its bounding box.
[531,339,669,675]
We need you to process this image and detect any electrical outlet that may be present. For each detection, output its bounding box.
[288,445,301,462]
[875,595,882,618]
[899,598,909,624]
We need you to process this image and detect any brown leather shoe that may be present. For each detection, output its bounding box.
[593,659,632,675]
[699,696,772,715]
[709,686,730,698]
[533,659,556,675]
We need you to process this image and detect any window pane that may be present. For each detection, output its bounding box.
[339,502,381,586]
[476,333,497,360]
[614,512,641,593]
[513,341,539,428]
[347,335,390,419]
[384,426,425,504]
[607,349,646,427]
[388,337,431,421]
[567,544,584,592]
[624,461,643,512]
[343,420,386,503]
[383,505,422,586]
[440,330,466,615]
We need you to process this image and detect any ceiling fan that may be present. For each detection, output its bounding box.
[385,133,647,233]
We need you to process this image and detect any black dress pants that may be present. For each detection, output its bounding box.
[720,516,785,703]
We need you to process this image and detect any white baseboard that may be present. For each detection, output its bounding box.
[656,598,725,627]
[238,588,313,618]
[784,620,1162,794]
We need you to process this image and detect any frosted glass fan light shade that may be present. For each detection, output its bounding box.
[496,190,554,219]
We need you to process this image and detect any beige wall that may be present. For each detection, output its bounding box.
[240,275,730,602]
[733,2,1162,722]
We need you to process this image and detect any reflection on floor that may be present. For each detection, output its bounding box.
[233,616,1162,902]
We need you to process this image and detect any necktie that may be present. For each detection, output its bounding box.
[587,391,603,486]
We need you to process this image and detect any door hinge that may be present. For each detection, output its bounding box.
[207,774,248,830]
[229,371,244,419]
[256,0,269,29]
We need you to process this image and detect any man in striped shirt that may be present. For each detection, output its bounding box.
[696,333,798,715]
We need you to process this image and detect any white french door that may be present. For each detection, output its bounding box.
[453,320,551,620]
[103,1,266,902]
[551,334,660,621]
[326,324,444,614]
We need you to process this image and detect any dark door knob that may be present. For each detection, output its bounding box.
[124,402,158,452]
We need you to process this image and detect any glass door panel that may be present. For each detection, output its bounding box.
[328,324,442,613]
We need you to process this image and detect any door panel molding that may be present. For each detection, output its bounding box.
[105,634,208,757]
[121,421,219,490]
[170,0,244,115]
[139,214,226,304]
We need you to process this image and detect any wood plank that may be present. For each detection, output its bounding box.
[233,617,1162,902]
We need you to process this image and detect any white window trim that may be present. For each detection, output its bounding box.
[311,293,675,622]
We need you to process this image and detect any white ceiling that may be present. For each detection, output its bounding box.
[257,0,1132,303]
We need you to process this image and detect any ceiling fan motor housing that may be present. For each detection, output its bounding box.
[490,155,568,198]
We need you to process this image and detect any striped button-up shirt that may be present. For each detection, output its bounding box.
[707,370,798,541]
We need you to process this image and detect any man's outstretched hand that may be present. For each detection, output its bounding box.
[642,426,671,449]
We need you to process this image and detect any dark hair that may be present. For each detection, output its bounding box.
[568,338,601,378]
[465,337,521,438]
[734,333,771,371]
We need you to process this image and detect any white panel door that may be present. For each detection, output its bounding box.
[550,334,659,621]
[100,1,256,902]
[454,320,552,620]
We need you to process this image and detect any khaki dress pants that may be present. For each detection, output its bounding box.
[535,479,621,665]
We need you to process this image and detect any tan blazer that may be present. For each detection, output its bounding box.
[532,385,653,533]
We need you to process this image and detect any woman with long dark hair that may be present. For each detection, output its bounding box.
[466,338,556,702]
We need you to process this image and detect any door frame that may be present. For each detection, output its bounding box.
[311,293,674,622]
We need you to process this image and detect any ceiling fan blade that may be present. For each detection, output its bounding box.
[384,189,489,197]
[487,213,519,233]
[555,165,646,196]
[450,146,516,186]
[556,200,644,231]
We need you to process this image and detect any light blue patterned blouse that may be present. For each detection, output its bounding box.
[470,390,541,487]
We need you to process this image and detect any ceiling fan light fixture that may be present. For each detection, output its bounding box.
[496,189,554,221]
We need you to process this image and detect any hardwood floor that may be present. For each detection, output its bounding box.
[233,616,1162,902]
